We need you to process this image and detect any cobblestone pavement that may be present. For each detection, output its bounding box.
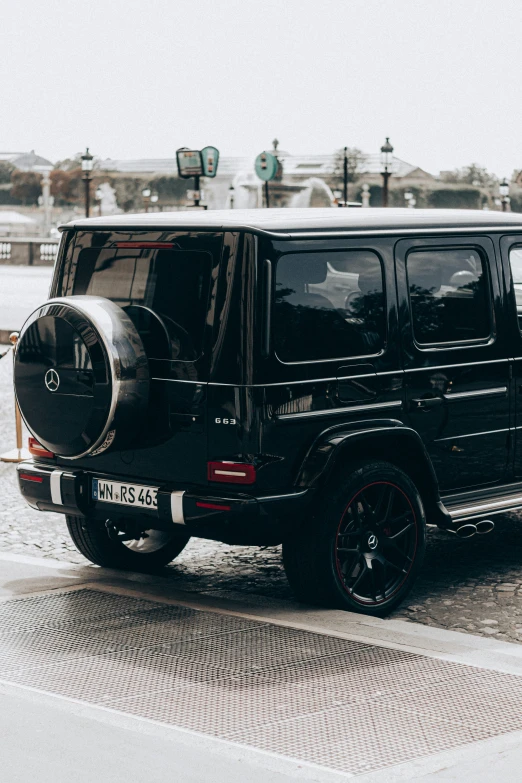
[3,348,522,643]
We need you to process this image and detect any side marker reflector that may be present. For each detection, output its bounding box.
[196,501,232,511]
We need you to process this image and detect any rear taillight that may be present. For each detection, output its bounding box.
[19,473,43,483]
[207,461,256,485]
[28,437,55,459]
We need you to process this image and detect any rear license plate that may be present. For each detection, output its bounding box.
[92,478,158,509]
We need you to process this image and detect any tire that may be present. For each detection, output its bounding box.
[66,515,190,572]
[282,461,426,617]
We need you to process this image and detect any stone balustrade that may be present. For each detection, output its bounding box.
[0,238,59,265]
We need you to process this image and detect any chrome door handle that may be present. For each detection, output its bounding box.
[411,397,443,411]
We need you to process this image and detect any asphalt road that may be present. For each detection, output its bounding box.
[0,264,53,332]
[0,685,314,783]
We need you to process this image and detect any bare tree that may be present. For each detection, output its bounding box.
[331,147,365,197]
[440,163,498,189]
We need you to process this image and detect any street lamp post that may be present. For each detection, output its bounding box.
[499,178,510,212]
[229,184,235,209]
[142,187,151,212]
[81,148,94,218]
[380,137,394,208]
[343,146,348,206]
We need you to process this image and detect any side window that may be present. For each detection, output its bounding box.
[406,248,492,346]
[508,246,522,333]
[273,250,385,363]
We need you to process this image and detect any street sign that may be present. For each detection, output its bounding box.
[201,146,219,178]
[176,148,204,179]
[255,151,278,182]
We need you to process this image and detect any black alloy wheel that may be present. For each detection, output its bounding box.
[334,480,418,607]
[66,515,190,572]
[282,461,426,616]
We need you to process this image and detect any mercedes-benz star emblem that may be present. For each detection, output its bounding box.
[45,368,60,392]
[367,534,378,550]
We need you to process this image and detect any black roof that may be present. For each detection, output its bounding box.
[61,208,522,235]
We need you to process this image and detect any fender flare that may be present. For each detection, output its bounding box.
[295,419,449,526]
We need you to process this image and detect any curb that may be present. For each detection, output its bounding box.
[2,550,522,676]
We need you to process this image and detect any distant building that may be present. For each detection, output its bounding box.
[0,152,25,163]
[99,148,435,209]
[0,210,37,235]
[100,151,434,183]
[0,150,53,171]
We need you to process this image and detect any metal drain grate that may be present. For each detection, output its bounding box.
[1,588,522,775]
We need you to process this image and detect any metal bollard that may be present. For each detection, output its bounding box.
[0,332,30,463]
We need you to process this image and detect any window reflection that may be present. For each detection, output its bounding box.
[509,247,522,333]
[73,247,211,361]
[274,251,385,362]
[407,249,491,345]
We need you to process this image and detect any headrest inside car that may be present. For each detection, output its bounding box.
[448,270,479,288]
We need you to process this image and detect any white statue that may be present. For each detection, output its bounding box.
[97,182,119,215]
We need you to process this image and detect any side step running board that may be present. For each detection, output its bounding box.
[449,493,522,522]
[434,490,522,539]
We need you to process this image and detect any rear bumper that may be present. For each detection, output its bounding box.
[16,462,313,545]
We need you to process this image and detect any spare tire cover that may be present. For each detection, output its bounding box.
[14,296,149,459]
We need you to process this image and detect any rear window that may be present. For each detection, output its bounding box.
[65,233,215,361]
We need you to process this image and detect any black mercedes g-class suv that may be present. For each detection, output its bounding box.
[14,208,522,616]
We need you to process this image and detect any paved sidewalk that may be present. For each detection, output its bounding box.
[1,552,522,781]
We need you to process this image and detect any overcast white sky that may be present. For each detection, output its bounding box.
[1,0,521,176]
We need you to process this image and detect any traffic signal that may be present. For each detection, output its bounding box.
[255,151,278,182]
[201,146,220,178]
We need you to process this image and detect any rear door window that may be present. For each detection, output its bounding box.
[273,250,385,362]
[406,248,492,345]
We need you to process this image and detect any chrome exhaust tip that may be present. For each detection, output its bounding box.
[456,523,478,539]
[475,519,495,535]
